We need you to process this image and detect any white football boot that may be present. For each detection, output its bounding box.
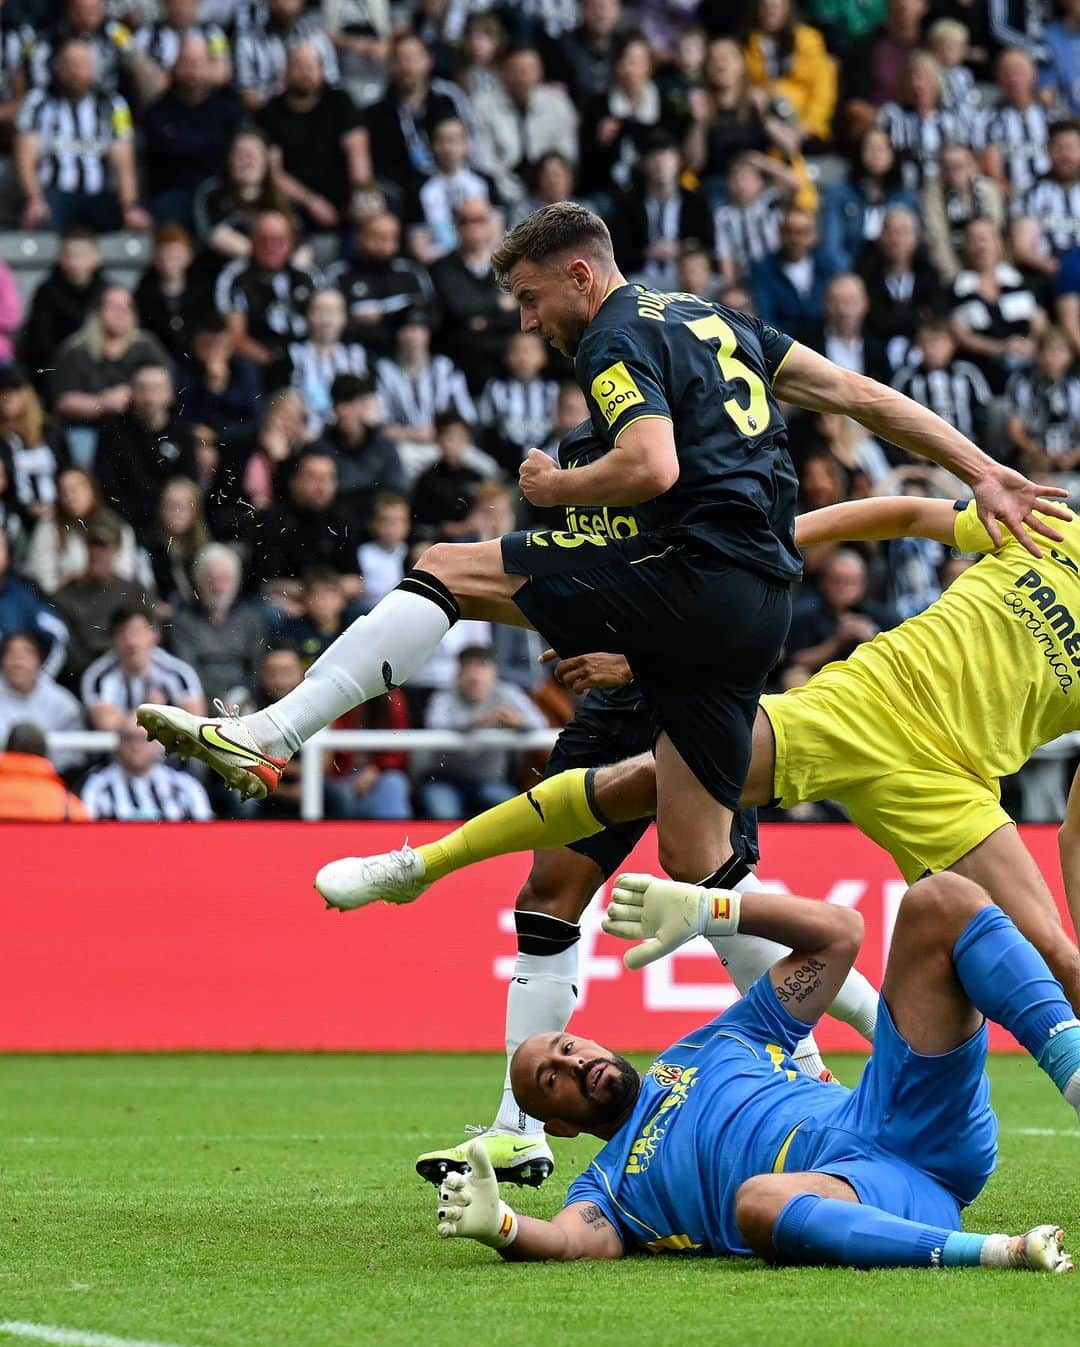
[315,844,430,910]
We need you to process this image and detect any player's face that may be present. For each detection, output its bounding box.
[509,258,591,357]
[511,1031,641,1135]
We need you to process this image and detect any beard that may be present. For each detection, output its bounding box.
[581,1053,640,1127]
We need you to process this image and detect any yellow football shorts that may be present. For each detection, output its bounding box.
[760,666,1012,883]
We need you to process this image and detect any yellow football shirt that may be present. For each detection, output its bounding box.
[833,502,1080,784]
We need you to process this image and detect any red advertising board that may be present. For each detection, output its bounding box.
[0,822,1069,1052]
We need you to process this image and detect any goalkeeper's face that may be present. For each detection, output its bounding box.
[510,1032,641,1137]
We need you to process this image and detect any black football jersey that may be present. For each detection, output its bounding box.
[574,283,801,585]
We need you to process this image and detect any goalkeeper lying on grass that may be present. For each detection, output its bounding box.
[433,870,1080,1270]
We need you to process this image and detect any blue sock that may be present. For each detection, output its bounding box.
[952,905,1080,1093]
[773,1195,964,1269]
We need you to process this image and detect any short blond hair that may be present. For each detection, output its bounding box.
[491,201,613,285]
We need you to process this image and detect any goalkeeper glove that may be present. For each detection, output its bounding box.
[601,872,741,970]
[436,1138,519,1248]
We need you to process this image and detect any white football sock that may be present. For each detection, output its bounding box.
[493,944,579,1136]
[244,589,452,757]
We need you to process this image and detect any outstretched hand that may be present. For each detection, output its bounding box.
[601,873,709,970]
[972,464,1071,558]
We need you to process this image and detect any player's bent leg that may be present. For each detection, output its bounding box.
[758,1173,1073,1271]
[417,848,605,1190]
[734,1173,857,1260]
[890,872,1080,1121]
[948,823,1080,1014]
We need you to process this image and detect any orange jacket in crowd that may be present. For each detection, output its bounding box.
[0,752,88,820]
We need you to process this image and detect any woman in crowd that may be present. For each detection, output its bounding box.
[743,0,837,150]
[144,476,209,615]
[820,126,919,270]
[0,365,68,529]
[192,130,291,274]
[23,467,146,594]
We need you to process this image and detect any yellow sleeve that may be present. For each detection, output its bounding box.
[793,27,837,142]
[953,500,998,555]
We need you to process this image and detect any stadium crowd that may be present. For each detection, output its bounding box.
[0,0,1077,822]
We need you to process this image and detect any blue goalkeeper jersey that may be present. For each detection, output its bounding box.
[565,977,849,1256]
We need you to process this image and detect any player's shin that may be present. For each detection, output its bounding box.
[492,912,581,1138]
[952,905,1080,1115]
[772,1195,1072,1271]
[244,572,459,757]
[418,769,608,883]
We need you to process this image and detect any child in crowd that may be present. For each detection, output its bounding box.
[358,491,411,607]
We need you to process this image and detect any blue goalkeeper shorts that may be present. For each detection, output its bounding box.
[784,996,998,1229]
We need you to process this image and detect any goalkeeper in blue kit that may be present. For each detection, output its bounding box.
[433,871,1080,1271]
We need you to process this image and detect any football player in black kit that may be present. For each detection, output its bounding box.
[139,202,1066,1179]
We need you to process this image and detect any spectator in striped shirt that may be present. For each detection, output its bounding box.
[0,9,30,152]
[891,313,993,445]
[478,330,558,472]
[714,151,795,284]
[234,0,339,112]
[275,287,369,436]
[981,47,1052,199]
[375,308,476,447]
[0,365,68,526]
[922,141,1006,284]
[128,0,231,108]
[1006,325,1080,475]
[926,18,976,115]
[1012,118,1080,277]
[878,50,979,191]
[28,0,134,97]
[81,605,204,732]
[15,39,150,233]
[82,715,213,820]
[407,115,497,265]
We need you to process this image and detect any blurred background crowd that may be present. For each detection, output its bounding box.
[0,0,1076,825]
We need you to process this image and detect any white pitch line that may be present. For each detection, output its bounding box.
[1007,1127,1080,1137]
[0,1323,195,1347]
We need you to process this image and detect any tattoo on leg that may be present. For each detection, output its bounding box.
[775,957,825,1006]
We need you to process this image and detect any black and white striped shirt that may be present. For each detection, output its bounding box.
[131,21,230,71]
[287,338,370,430]
[878,103,980,189]
[375,355,476,429]
[977,102,1051,196]
[1017,174,1080,255]
[28,21,132,94]
[1006,369,1080,456]
[478,376,559,455]
[234,17,338,102]
[3,432,63,509]
[81,648,204,713]
[714,188,784,277]
[891,359,992,441]
[82,761,213,820]
[16,89,133,195]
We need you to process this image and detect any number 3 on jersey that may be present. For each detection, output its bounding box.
[686,314,771,438]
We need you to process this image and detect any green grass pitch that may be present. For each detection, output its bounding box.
[0,1052,1077,1347]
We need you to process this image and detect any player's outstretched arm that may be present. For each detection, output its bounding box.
[773,343,1069,557]
[435,1139,622,1261]
[603,874,862,1024]
[794,497,960,549]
